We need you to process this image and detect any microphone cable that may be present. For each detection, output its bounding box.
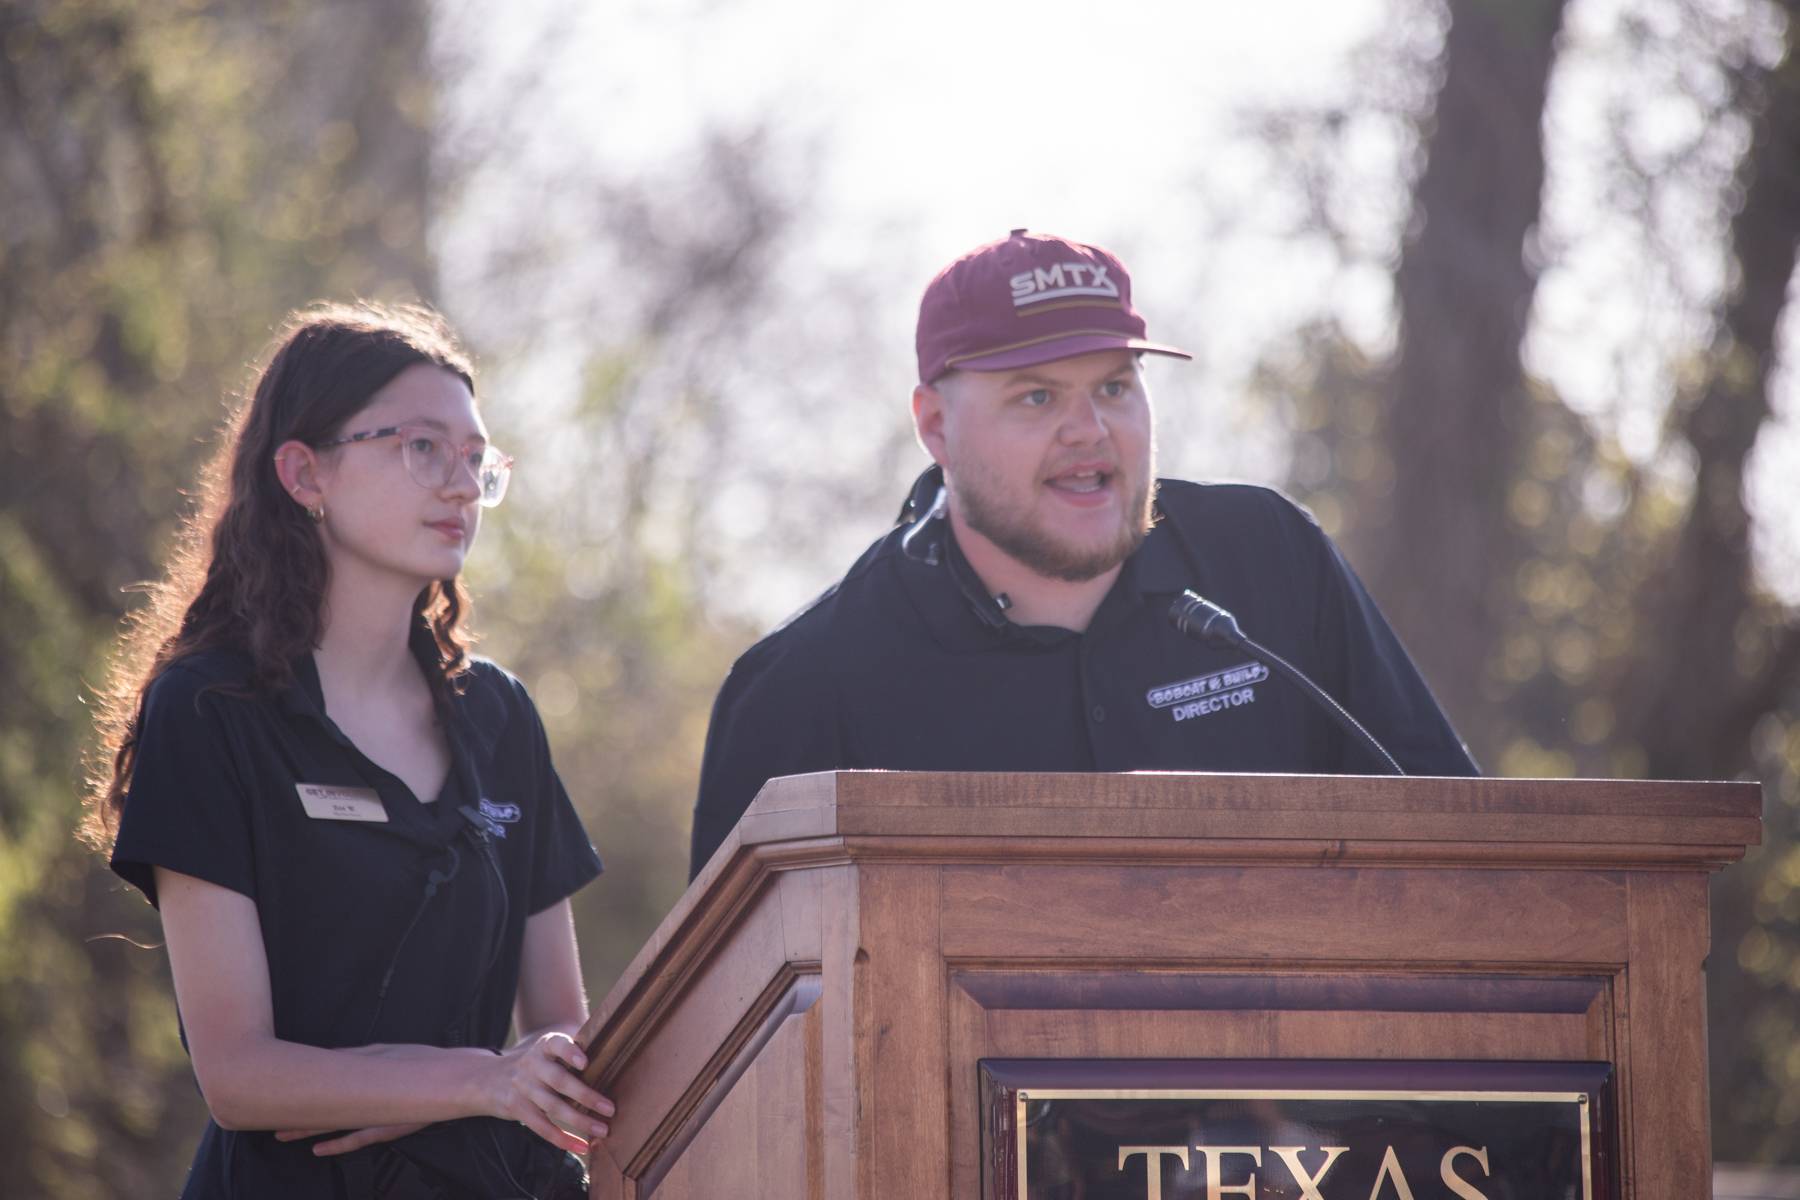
[363,841,463,1044]
[1167,589,1405,776]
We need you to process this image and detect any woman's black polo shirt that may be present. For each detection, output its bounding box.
[110,639,602,1197]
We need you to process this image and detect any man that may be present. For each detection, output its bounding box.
[690,230,1476,877]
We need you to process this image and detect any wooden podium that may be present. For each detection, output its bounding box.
[574,772,1761,1198]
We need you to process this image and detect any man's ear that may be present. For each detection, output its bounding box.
[273,440,327,513]
[911,382,950,466]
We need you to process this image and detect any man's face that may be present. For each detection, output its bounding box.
[913,348,1155,582]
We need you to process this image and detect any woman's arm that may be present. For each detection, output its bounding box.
[157,867,613,1153]
[293,897,611,1156]
[513,898,589,1038]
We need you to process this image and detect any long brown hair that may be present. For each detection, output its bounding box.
[82,301,479,851]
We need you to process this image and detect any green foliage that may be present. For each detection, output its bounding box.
[1264,312,1800,1161]
[1714,719,1800,1160]
[6,0,1796,1190]
[1242,0,1800,1159]
[1,0,439,1192]
[4,4,777,1190]
[468,506,755,993]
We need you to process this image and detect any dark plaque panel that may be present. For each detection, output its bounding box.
[980,1060,1615,1200]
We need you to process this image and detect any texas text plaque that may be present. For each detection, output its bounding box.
[980,1060,1614,1200]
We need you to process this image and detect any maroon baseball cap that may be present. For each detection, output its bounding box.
[915,229,1192,383]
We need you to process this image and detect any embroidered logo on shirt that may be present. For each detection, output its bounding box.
[1146,662,1269,722]
[472,798,522,839]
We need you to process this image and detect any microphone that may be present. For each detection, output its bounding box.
[900,482,948,565]
[1167,591,1246,648]
[458,803,490,838]
[1167,590,1405,776]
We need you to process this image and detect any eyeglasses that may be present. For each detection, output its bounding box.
[315,424,514,507]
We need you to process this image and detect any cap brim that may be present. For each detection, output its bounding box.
[947,334,1193,375]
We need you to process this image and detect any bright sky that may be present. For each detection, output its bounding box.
[440,0,1799,608]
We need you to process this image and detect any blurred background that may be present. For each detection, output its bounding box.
[2,0,1798,1192]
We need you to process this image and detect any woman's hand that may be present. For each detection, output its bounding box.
[280,1032,616,1159]
[483,1031,615,1154]
[153,876,612,1143]
[275,1122,427,1156]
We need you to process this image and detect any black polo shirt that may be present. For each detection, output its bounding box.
[111,634,602,1198]
[690,470,1477,876]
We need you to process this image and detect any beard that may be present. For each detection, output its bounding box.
[948,454,1156,583]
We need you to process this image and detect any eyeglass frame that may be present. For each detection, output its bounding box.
[312,423,515,508]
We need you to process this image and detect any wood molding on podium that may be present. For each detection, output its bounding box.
[574,771,1761,1199]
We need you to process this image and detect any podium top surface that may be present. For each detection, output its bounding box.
[722,769,1760,865]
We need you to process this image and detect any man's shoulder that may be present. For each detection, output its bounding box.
[1152,478,1324,554]
[1156,478,1319,530]
[1149,479,1333,587]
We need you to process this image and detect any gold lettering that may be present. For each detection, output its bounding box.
[1118,1145,1190,1200]
[1270,1146,1349,1200]
[1440,1145,1492,1200]
[1366,1145,1417,1200]
[1195,1146,1262,1200]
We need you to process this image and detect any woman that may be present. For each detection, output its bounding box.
[84,302,611,1198]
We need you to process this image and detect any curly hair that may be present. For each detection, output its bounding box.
[82,301,479,851]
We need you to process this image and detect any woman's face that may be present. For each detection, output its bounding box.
[312,364,487,590]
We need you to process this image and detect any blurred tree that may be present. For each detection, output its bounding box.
[3,2,887,1191]
[461,128,816,981]
[1645,1,1800,1154]
[439,122,917,988]
[1350,0,1569,736]
[1253,0,1800,1162]
[1,0,439,1193]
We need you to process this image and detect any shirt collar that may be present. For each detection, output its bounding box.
[273,619,490,834]
[275,616,463,727]
[889,472,1198,651]
[1128,495,1199,598]
[277,652,327,720]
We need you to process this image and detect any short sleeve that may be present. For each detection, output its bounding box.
[110,666,258,908]
[514,681,603,914]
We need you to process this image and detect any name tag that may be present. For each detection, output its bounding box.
[296,782,388,823]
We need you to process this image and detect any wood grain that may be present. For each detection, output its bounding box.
[638,997,819,1200]
[636,975,819,1195]
[577,772,1758,1200]
[1623,872,1713,1198]
[940,864,1629,963]
[853,865,950,1196]
[593,884,791,1160]
[814,865,860,1200]
[952,969,1609,1013]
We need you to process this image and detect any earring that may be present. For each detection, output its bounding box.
[288,487,322,524]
